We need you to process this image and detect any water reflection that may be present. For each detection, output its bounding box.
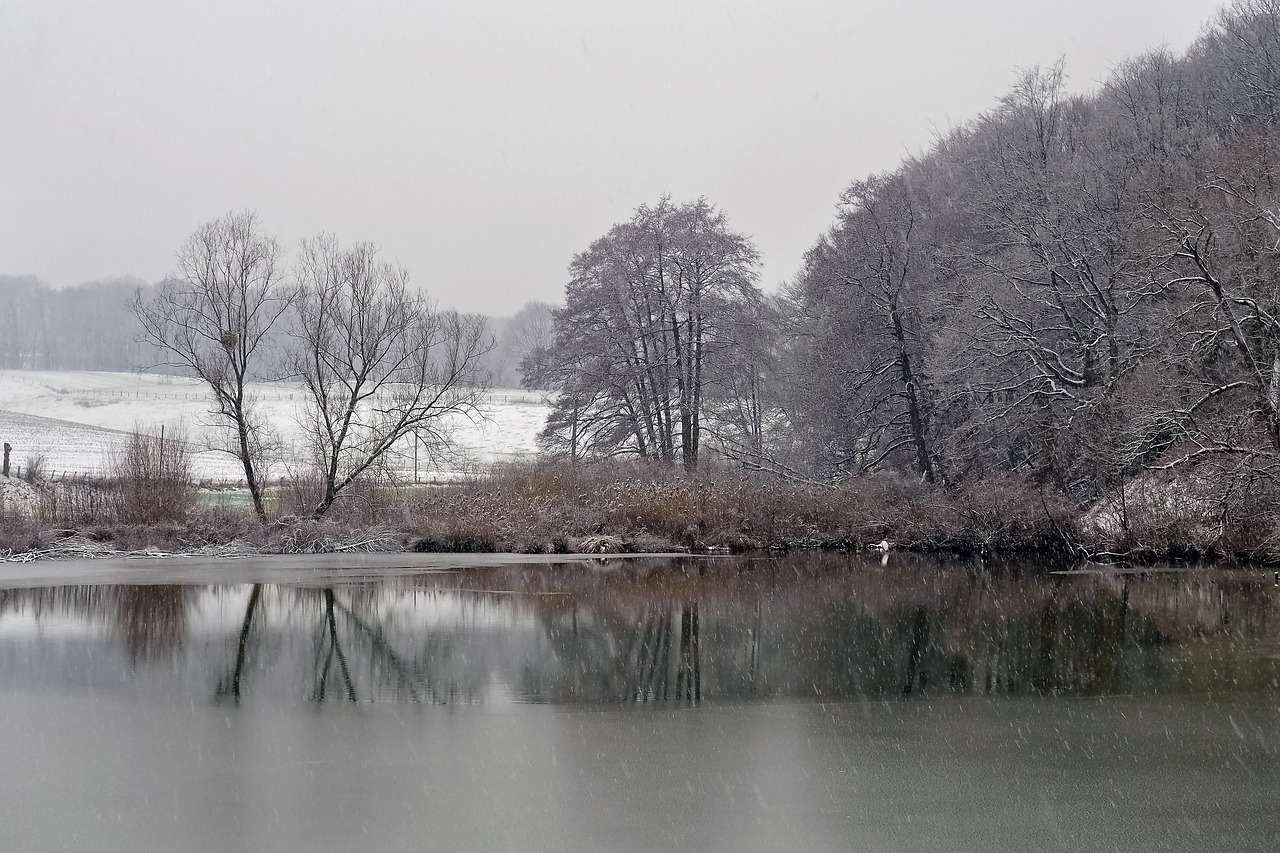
[0,554,1276,706]
[0,585,195,664]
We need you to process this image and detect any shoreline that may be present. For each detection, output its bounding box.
[2,527,1264,570]
[0,551,677,589]
[5,461,1277,569]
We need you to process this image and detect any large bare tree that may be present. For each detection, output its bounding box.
[536,197,762,471]
[132,211,287,521]
[290,235,490,517]
[786,171,945,483]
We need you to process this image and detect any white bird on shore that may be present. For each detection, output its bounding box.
[869,539,892,553]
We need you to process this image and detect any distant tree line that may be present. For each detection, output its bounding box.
[0,271,546,386]
[486,301,556,389]
[534,0,1280,526]
[0,275,165,370]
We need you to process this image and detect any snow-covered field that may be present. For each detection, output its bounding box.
[0,370,549,482]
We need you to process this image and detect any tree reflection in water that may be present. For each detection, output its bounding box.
[212,583,443,704]
[0,584,194,663]
[620,600,701,704]
[216,583,261,702]
[313,588,356,702]
[0,554,1275,705]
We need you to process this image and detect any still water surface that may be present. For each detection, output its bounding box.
[1,553,1277,851]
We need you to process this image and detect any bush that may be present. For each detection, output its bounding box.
[20,453,45,483]
[110,425,194,524]
[275,467,328,519]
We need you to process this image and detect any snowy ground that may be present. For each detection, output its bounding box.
[0,370,550,483]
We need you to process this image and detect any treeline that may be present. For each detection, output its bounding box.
[0,275,162,370]
[0,272,547,386]
[537,0,1280,533]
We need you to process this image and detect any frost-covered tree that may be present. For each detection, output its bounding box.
[785,171,946,483]
[535,197,763,471]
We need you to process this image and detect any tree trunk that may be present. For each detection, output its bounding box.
[236,419,267,522]
[892,306,937,483]
[1192,241,1280,454]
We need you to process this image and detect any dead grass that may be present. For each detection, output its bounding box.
[401,461,1077,554]
[8,455,1279,562]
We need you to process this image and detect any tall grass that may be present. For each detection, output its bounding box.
[403,460,1077,554]
[35,476,115,527]
[20,453,45,484]
[0,489,38,554]
[28,425,195,529]
[10,448,1279,561]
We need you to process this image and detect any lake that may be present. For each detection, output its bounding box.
[1,552,1277,851]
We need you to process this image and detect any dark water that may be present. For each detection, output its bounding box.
[1,553,1277,851]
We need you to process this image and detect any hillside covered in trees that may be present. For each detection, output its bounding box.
[533,0,1280,546]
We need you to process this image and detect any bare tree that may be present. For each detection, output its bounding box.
[132,211,287,521]
[939,61,1182,492]
[787,171,946,482]
[290,235,491,517]
[1155,203,1280,463]
[537,197,762,471]
[503,300,557,389]
[485,300,556,389]
[699,294,780,470]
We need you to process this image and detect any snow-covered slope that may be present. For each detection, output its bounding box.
[0,370,549,482]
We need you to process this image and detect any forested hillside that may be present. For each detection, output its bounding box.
[537,0,1280,536]
[783,0,1280,505]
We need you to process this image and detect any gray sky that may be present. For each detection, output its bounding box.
[2,0,1221,315]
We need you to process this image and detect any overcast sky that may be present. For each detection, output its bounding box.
[2,0,1222,315]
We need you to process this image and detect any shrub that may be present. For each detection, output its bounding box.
[110,425,194,524]
[275,467,328,518]
[20,453,45,484]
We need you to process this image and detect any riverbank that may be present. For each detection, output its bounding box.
[2,462,1276,564]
